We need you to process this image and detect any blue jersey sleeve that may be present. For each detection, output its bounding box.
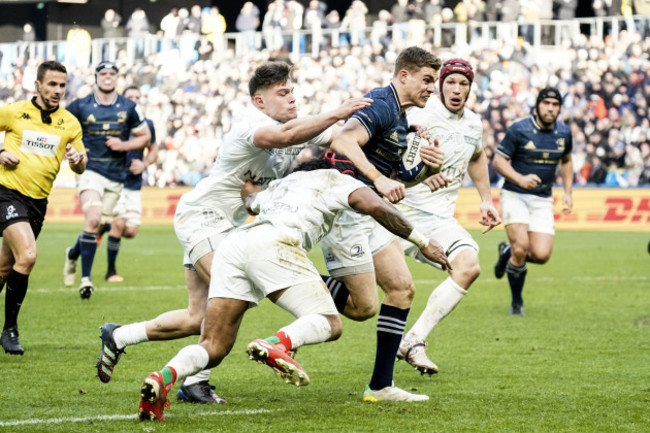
[496,125,519,159]
[351,99,393,139]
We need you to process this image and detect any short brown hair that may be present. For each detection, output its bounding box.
[37,60,67,82]
[248,61,292,96]
[393,47,441,77]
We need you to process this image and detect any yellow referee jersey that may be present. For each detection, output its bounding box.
[0,99,85,199]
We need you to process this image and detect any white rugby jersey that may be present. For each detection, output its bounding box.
[404,96,483,217]
[178,106,332,228]
[250,169,366,252]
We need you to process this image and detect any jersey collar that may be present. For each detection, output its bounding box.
[30,96,59,124]
[388,83,402,113]
[93,92,118,106]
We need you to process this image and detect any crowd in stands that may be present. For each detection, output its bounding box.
[1,0,650,188]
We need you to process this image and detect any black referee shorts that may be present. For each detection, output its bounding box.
[0,184,48,239]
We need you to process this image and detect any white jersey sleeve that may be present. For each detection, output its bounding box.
[404,97,483,218]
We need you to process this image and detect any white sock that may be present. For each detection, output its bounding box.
[407,277,467,341]
[113,322,149,350]
[182,369,212,386]
[279,314,331,348]
[167,344,210,381]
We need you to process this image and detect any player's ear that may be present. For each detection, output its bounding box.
[252,94,264,109]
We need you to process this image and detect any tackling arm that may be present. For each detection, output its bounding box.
[254,97,372,149]
[348,187,452,270]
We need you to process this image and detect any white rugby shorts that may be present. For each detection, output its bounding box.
[500,189,555,235]
[389,203,479,269]
[174,195,234,267]
[113,188,142,227]
[209,223,321,305]
[319,210,393,277]
[76,169,122,221]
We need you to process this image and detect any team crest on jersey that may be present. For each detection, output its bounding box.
[556,138,565,152]
[117,111,127,123]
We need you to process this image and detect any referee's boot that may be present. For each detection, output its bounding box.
[2,326,24,355]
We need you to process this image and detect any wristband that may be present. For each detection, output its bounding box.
[407,229,428,250]
[0,149,5,155]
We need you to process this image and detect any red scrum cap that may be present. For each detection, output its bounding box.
[439,58,474,91]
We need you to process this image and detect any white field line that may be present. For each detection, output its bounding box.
[29,275,648,294]
[414,275,648,286]
[0,408,272,427]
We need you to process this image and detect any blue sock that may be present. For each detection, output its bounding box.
[79,231,97,279]
[321,275,348,313]
[100,222,112,236]
[106,235,121,277]
[68,233,83,260]
[369,304,409,390]
[506,261,527,306]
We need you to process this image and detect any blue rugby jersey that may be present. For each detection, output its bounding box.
[496,116,572,197]
[351,83,409,185]
[124,118,156,191]
[67,94,146,182]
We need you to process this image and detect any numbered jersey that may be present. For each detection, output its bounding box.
[0,99,85,199]
[404,97,483,217]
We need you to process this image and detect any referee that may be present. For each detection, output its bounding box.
[0,60,86,354]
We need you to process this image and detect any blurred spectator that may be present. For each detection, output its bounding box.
[21,23,36,42]
[236,2,260,53]
[391,0,410,46]
[262,0,286,52]
[304,0,326,54]
[339,0,367,47]
[160,8,180,40]
[101,9,123,39]
[185,5,203,35]
[126,8,150,37]
[65,25,91,67]
[202,7,226,56]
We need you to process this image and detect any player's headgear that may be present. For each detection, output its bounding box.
[95,61,118,78]
[439,58,474,92]
[536,86,563,108]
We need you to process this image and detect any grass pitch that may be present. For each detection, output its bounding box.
[0,224,647,432]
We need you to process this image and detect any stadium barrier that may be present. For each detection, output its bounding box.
[46,187,650,232]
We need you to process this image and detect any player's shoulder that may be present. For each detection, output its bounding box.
[554,119,571,135]
[508,116,533,132]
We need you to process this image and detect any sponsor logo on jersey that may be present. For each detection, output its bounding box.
[20,112,30,120]
[20,129,61,157]
[524,141,537,150]
[85,114,96,123]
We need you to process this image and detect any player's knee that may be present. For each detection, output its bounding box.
[124,226,138,238]
[510,243,529,262]
[530,252,551,264]
[15,248,37,273]
[187,311,205,334]
[381,274,416,303]
[345,302,378,321]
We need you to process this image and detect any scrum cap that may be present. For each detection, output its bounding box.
[95,61,119,77]
[439,58,474,91]
[536,86,563,107]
